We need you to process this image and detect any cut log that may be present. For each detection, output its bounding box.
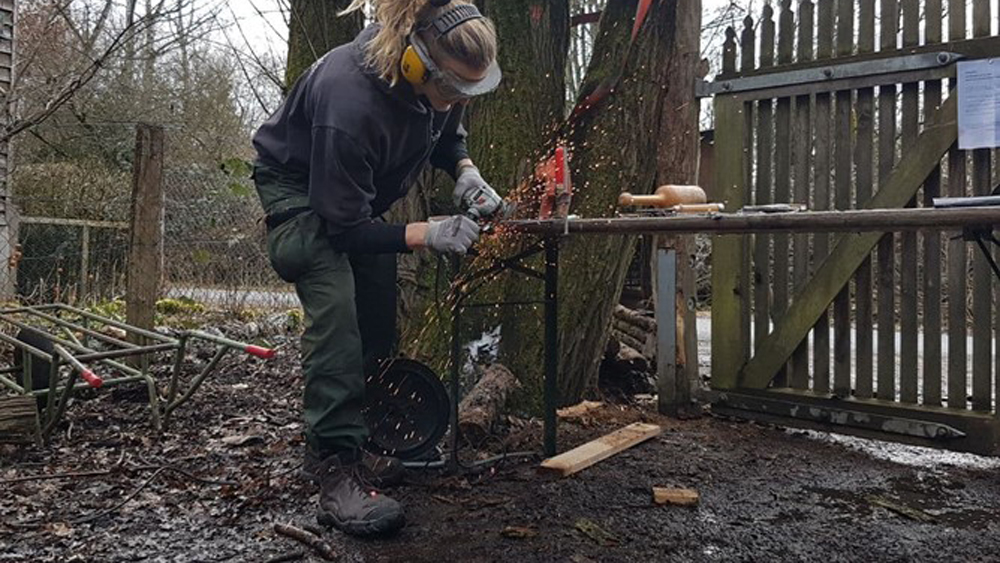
[613,331,649,357]
[539,422,662,477]
[0,396,40,444]
[612,317,652,344]
[458,364,521,444]
[652,487,699,507]
[613,305,657,333]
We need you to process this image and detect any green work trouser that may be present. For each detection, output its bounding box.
[256,165,396,452]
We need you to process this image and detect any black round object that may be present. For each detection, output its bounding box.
[363,358,449,461]
[13,328,54,410]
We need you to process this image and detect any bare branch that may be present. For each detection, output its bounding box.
[1,14,154,144]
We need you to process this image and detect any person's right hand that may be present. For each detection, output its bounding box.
[424,215,480,254]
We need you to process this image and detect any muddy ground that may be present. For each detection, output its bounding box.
[3,329,1000,563]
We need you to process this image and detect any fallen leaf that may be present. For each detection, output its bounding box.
[575,518,619,546]
[49,522,74,537]
[501,525,538,539]
[221,434,265,447]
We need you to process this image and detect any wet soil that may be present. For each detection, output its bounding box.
[2,335,1000,562]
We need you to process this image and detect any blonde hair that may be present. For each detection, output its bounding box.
[341,0,498,85]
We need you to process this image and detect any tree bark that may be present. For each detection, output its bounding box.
[468,0,569,191]
[394,1,569,369]
[652,0,701,417]
[285,0,362,87]
[549,0,692,405]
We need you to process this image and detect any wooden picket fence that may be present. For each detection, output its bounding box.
[708,0,1000,454]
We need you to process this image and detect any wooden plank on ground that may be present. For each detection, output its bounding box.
[539,422,662,477]
[740,95,958,389]
[653,487,700,507]
[853,0,875,399]
[922,0,944,407]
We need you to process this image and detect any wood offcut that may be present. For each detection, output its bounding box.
[652,487,700,507]
[539,422,662,477]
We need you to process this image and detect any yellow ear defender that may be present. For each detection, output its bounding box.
[400,4,484,86]
[401,41,430,85]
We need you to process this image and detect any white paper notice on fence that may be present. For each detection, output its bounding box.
[958,60,1000,150]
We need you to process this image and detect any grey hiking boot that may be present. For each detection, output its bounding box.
[316,450,405,537]
[302,446,405,486]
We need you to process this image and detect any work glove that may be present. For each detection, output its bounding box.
[453,166,503,219]
[425,215,480,254]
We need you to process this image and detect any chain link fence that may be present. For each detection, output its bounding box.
[7,124,297,312]
[162,164,297,311]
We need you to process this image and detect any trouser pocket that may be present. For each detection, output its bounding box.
[267,212,319,283]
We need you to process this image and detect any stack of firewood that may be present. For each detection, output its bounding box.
[610,305,656,362]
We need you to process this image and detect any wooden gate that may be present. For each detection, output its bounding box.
[707,0,1000,454]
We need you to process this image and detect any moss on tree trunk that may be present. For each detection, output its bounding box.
[511,0,692,407]
[394,1,569,376]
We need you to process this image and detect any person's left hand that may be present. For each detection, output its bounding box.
[453,166,503,219]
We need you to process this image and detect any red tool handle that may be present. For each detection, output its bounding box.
[554,146,566,187]
[80,370,103,389]
[245,345,276,359]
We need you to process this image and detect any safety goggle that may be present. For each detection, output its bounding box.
[410,33,502,101]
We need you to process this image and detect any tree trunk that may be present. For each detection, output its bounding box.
[652,0,701,416]
[468,0,570,190]
[394,1,569,370]
[549,0,691,405]
[285,0,362,87]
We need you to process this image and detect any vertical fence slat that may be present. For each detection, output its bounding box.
[812,0,834,395]
[772,0,795,387]
[971,0,992,411]
[853,0,875,400]
[711,28,747,390]
[791,0,814,390]
[947,0,967,410]
[899,0,920,404]
[876,0,897,402]
[833,0,854,398]
[753,6,776,361]
[740,16,755,369]
[923,0,944,407]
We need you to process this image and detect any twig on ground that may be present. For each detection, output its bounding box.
[1,469,115,485]
[274,523,337,561]
[265,551,305,563]
[72,466,169,524]
[302,523,324,536]
[1,463,236,487]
